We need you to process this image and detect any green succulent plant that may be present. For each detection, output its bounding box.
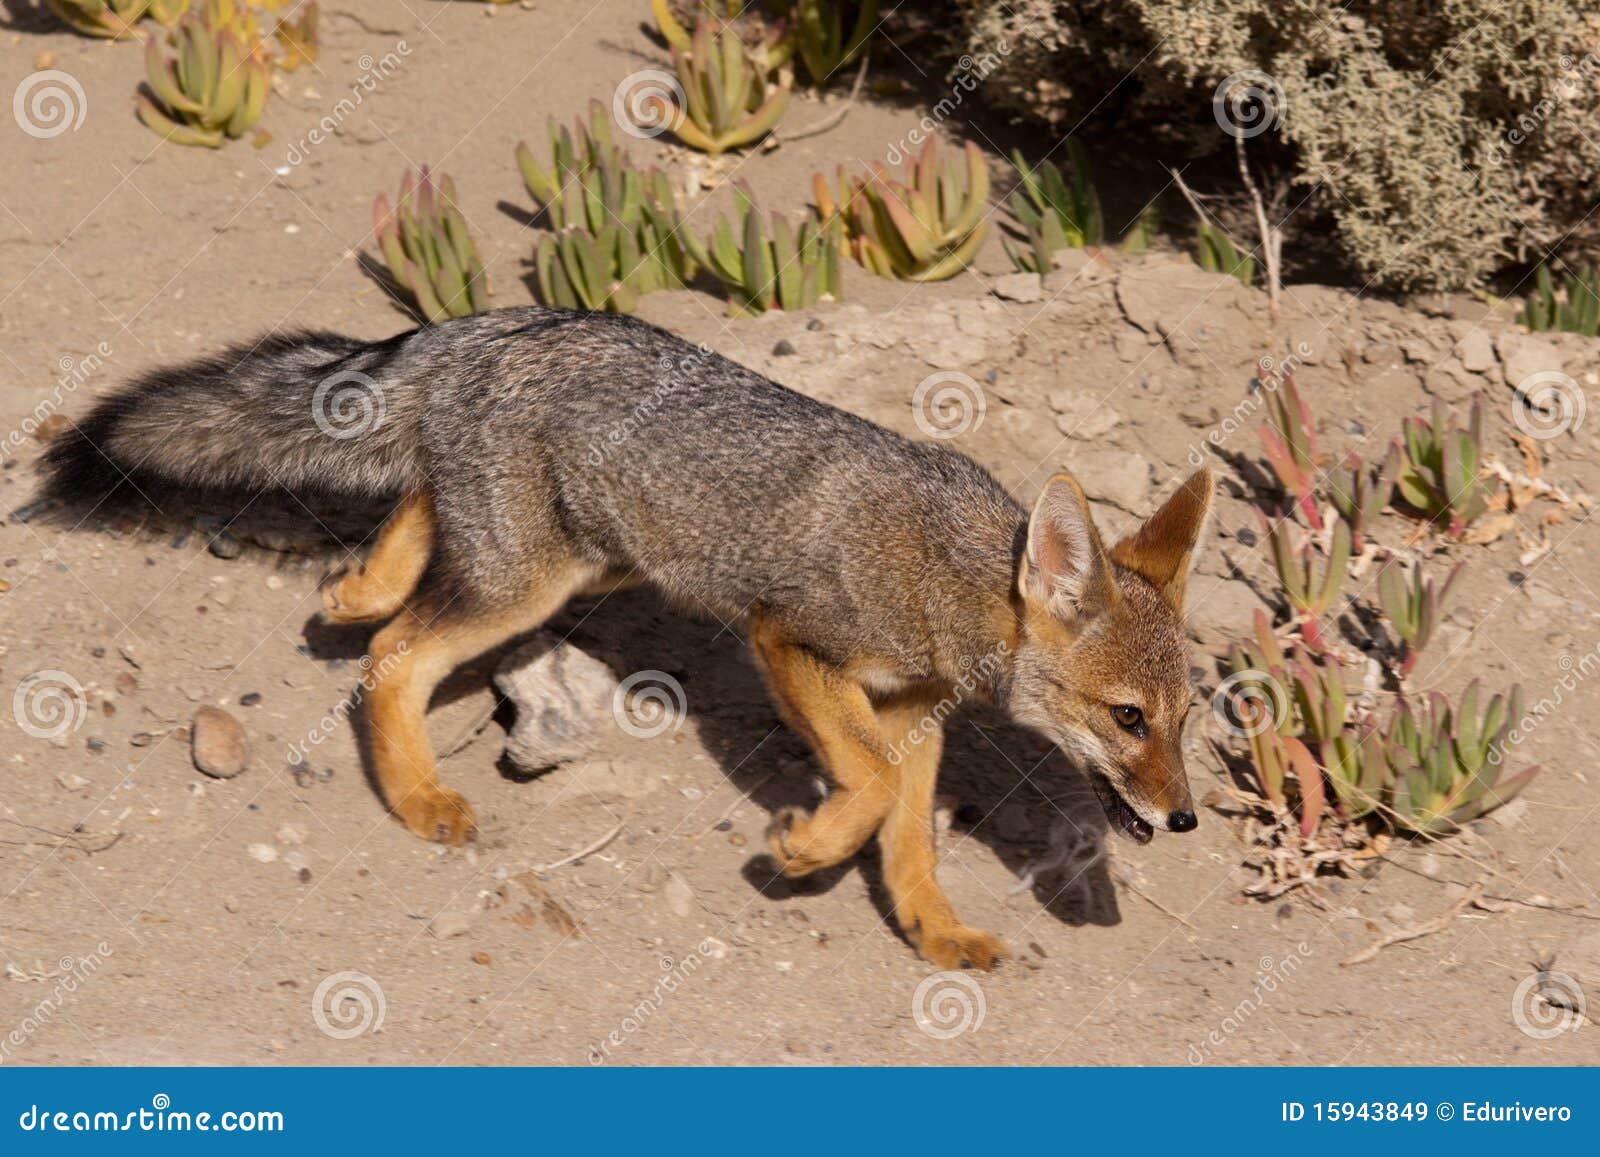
[1003,141,1104,275]
[1196,221,1256,286]
[147,0,190,27]
[1521,263,1599,337]
[1327,445,1399,554]
[534,226,647,314]
[1257,372,1322,531]
[815,138,990,282]
[373,167,490,323]
[47,0,149,37]
[1264,513,1349,654]
[654,17,792,155]
[794,0,875,87]
[516,103,635,233]
[137,9,271,148]
[1377,560,1463,679]
[1394,394,1490,537]
[684,182,842,315]
[1385,685,1538,834]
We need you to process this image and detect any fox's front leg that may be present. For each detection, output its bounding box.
[876,702,1008,971]
[749,620,900,877]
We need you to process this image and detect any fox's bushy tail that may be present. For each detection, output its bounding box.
[36,328,426,517]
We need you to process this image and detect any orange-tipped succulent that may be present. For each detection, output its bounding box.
[814,138,990,282]
[373,168,491,324]
[137,6,271,147]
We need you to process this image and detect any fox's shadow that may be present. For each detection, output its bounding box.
[535,587,1123,934]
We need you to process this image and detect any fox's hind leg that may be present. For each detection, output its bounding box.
[323,491,434,624]
[876,707,1008,971]
[750,620,903,877]
[363,555,598,843]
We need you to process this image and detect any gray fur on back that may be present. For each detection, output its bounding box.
[45,307,1027,682]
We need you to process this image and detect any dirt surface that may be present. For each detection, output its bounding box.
[3,2,1600,1067]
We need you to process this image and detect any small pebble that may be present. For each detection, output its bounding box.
[246,843,278,864]
[471,951,492,966]
[1235,527,1258,546]
[772,339,797,356]
[192,706,249,778]
[428,912,474,939]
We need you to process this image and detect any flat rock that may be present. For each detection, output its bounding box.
[1453,327,1496,374]
[1066,449,1152,512]
[495,632,622,773]
[1186,576,1264,645]
[1116,261,1251,335]
[1497,331,1564,392]
[1048,387,1121,439]
[991,271,1043,303]
[192,706,248,779]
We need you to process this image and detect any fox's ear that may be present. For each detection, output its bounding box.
[1109,467,1215,610]
[1020,473,1118,621]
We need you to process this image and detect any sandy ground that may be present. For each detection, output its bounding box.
[3,1,1600,1066]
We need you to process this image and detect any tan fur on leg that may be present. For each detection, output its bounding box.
[323,490,435,624]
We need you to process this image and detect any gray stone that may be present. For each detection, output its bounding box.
[495,632,622,772]
[1048,388,1121,439]
[1186,576,1263,644]
[428,912,474,940]
[1067,450,1152,512]
[992,271,1043,303]
[1497,332,1564,393]
[1454,328,1496,374]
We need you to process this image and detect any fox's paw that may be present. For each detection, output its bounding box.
[394,786,477,845]
[320,564,398,625]
[767,807,821,877]
[916,924,1009,972]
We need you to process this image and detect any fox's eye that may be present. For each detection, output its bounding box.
[1111,705,1144,732]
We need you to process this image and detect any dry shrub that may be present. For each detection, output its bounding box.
[948,0,1600,291]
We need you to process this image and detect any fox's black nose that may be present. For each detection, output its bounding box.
[1168,809,1197,833]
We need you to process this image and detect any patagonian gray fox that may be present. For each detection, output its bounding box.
[37,307,1212,970]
